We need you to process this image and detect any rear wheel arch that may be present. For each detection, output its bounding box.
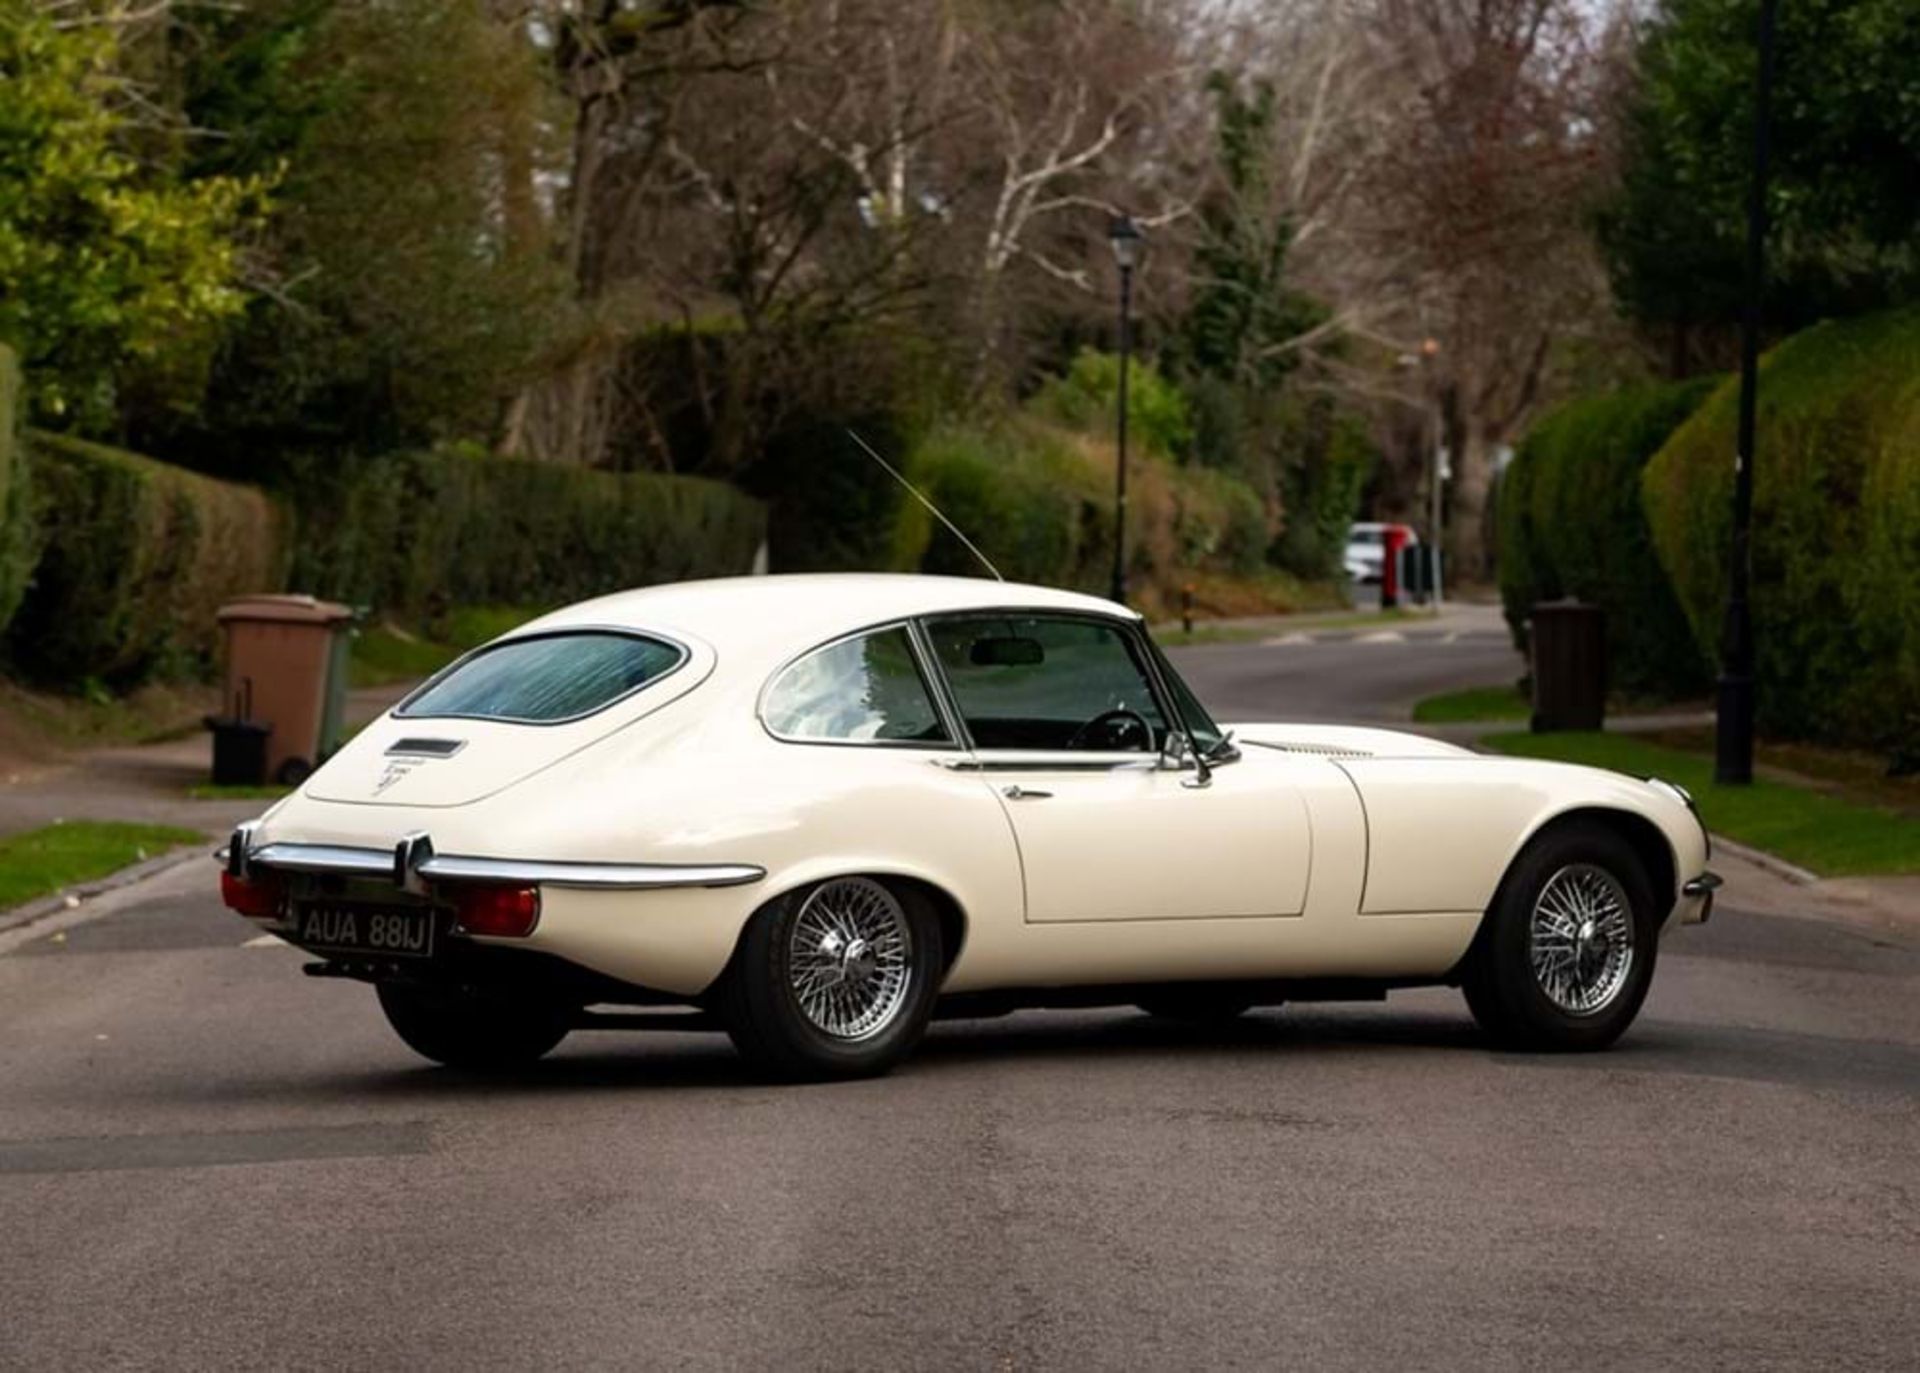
[713,871,952,1080]
[716,869,970,986]
[884,875,969,976]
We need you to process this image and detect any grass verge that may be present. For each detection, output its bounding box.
[187,783,292,801]
[1481,731,1920,877]
[1413,683,1529,724]
[0,820,206,910]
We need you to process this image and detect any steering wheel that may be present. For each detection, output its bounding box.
[1068,708,1152,752]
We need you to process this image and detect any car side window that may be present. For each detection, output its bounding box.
[762,626,952,745]
[925,615,1168,752]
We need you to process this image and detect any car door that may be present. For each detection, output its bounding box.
[919,612,1310,923]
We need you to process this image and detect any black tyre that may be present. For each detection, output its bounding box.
[1462,821,1659,1052]
[718,876,942,1081]
[1135,989,1257,1022]
[376,983,571,1071]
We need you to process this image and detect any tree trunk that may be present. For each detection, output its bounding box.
[1446,428,1495,585]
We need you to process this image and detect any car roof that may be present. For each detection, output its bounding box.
[512,573,1136,662]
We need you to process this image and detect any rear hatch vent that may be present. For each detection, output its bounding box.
[386,738,466,758]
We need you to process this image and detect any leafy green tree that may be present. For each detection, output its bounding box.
[0,3,265,426]
[1600,0,1920,373]
[1167,72,1367,581]
[153,0,571,464]
[1179,74,1326,393]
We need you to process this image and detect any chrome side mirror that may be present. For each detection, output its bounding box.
[1160,731,1212,788]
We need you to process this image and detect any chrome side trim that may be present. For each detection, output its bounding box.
[416,855,766,890]
[222,838,765,890]
[936,754,1165,773]
[1681,872,1723,897]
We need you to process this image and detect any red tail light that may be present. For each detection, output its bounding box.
[448,884,540,939]
[220,869,283,920]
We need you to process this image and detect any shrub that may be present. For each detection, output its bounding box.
[1645,306,1920,757]
[0,343,33,632]
[8,431,285,684]
[1029,349,1194,461]
[285,449,767,617]
[909,421,1101,585]
[1500,377,1719,697]
[907,418,1271,603]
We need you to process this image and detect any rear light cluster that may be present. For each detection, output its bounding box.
[219,869,538,938]
[220,870,283,920]
[447,884,540,939]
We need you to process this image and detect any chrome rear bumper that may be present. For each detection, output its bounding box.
[219,823,764,892]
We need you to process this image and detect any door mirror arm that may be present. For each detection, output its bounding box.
[1161,730,1212,788]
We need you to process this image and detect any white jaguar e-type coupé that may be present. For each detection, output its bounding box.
[219,575,1717,1079]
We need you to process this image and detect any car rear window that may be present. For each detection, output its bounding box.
[396,631,684,723]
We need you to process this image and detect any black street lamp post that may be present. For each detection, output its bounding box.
[1108,214,1142,606]
[1717,0,1779,785]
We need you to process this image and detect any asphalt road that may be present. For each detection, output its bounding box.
[2,632,1916,1371]
[1167,603,1521,725]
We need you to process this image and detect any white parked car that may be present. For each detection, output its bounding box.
[220,575,1717,1079]
[1344,521,1417,584]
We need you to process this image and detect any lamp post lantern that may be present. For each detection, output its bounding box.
[1108,214,1143,606]
[1717,0,1778,785]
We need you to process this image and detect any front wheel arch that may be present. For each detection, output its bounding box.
[1452,807,1675,984]
[1457,817,1661,1050]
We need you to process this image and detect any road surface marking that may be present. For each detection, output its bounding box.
[1261,633,1316,646]
[242,933,287,949]
[1356,631,1406,644]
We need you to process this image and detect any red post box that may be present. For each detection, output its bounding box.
[1381,525,1409,609]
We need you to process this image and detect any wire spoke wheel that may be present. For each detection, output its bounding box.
[1528,863,1635,1016]
[785,877,914,1042]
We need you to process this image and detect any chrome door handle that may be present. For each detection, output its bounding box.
[1002,785,1053,800]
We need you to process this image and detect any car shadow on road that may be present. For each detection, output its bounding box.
[104,1005,1920,1107]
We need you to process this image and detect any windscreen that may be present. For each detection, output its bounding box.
[396,632,683,723]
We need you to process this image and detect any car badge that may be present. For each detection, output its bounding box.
[373,760,419,796]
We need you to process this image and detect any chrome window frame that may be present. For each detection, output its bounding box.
[393,625,692,728]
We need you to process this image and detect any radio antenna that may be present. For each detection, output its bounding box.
[845,427,1004,582]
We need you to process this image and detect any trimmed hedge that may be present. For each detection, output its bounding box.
[0,344,32,632]
[908,418,1270,601]
[284,449,767,617]
[2,439,763,690]
[1500,377,1719,697]
[8,432,285,685]
[1645,306,1920,758]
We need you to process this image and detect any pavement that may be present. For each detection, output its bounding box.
[0,682,415,843]
[0,611,1915,1367]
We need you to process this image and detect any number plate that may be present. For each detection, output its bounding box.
[295,903,436,959]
